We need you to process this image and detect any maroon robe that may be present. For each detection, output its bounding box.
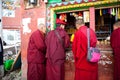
[110,28,120,80]
[27,30,46,80]
[72,26,98,80]
[45,27,70,80]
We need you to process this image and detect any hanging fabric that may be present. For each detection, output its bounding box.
[103,9,106,14]
[108,8,111,14]
[111,8,114,16]
[112,8,116,16]
[110,8,112,15]
[118,8,120,19]
[100,9,102,16]
[115,8,118,21]
[111,8,116,16]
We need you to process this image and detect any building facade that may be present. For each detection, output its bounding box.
[20,0,46,79]
[1,0,120,80]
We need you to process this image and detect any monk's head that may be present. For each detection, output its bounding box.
[75,19,84,30]
[38,23,46,34]
[56,19,66,29]
[113,21,120,30]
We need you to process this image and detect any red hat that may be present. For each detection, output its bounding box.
[56,19,66,25]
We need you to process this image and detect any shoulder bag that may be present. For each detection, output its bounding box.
[87,28,101,62]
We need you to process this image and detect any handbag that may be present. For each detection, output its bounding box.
[87,28,101,62]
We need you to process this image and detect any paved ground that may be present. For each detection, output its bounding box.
[2,69,21,80]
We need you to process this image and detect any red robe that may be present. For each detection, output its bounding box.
[110,28,120,80]
[72,26,98,80]
[27,30,46,80]
[45,27,70,80]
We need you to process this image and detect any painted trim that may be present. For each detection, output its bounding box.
[47,0,120,30]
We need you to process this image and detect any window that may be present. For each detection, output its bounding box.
[3,29,21,45]
[24,0,40,9]
[95,9,115,41]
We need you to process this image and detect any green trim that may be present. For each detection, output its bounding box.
[95,2,120,8]
[48,0,61,4]
[53,13,57,29]
[55,6,90,13]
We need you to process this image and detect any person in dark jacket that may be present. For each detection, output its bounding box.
[45,19,70,80]
[0,37,3,66]
[0,36,4,78]
[27,23,46,80]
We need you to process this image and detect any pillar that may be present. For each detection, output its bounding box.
[89,7,95,31]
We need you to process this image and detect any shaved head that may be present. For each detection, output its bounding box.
[75,19,84,30]
[114,21,120,27]
[113,21,120,30]
[75,19,84,25]
[38,23,46,33]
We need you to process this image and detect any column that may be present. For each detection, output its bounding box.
[89,7,95,31]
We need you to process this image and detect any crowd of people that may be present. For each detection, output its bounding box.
[27,18,120,80]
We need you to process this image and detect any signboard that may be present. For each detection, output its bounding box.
[83,11,90,23]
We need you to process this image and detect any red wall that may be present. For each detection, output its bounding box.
[2,1,46,79]
[20,0,46,79]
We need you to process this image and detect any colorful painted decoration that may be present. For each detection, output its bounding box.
[48,0,61,3]
[70,12,83,20]
[84,0,89,2]
[75,0,82,3]
[47,0,119,30]
[78,12,83,17]
[2,0,20,17]
[59,13,67,22]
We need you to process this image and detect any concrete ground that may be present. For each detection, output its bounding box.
[2,69,21,80]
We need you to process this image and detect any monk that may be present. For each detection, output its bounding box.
[45,19,70,80]
[110,21,120,80]
[27,23,46,80]
[72,19,98,80]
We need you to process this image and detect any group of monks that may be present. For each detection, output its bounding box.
[27,19,70,80]
[27,18,120,80]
